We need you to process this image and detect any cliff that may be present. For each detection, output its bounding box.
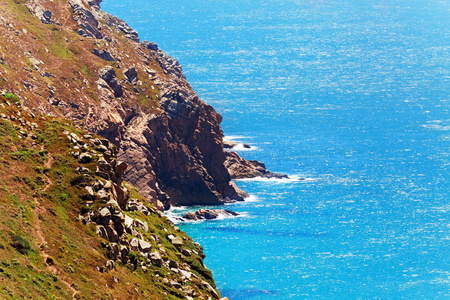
[0,96,223,299]
[0,0,290,297]
[0,0,281,210]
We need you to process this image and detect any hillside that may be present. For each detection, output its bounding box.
[0,0,289,298]
[0,0,279,210]
[0,96,223,299]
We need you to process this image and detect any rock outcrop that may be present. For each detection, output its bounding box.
[2,0,282,211]
[0,96,223,299]
[225,151,289,179]
[183,209,240,221]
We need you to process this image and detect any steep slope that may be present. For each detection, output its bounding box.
[0,95,223,299]
[0,0,253,209]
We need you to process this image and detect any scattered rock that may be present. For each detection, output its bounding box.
[93,49,115,61]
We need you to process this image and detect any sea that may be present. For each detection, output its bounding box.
[101,0,450,299]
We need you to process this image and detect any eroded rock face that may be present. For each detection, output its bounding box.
[69,0,103,39]
[117,92,246,207]
[224,151,289,179]
[20,0,279,210]
[26,0,54,24]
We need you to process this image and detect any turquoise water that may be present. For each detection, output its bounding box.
[102,0,450,298]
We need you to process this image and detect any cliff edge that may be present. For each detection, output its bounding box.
[0,97,223,299]
[0,0,281,210]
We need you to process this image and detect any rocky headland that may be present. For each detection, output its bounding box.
[0,97,226,299]
[0,0,284,297]
[0,0,283,211]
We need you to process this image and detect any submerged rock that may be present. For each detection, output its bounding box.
[183,209,239,221]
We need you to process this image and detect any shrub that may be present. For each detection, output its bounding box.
[11,234,32,255]
[2,93,20,105]
[70,175,91,186]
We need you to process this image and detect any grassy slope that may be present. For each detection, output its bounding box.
[0,0,163,117]
[0,96,217,299]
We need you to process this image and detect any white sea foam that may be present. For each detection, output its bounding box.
[235,175,317,183]
[224,135,247,141]
[224,135,257,151]
[243,194,259,202]
[164,203,248,224]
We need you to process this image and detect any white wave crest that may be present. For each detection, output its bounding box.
[224,136,257,151]
[235,175,317,183]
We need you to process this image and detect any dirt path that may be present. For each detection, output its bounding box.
[33,153,78,298]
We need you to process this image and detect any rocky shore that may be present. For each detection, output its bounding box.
[0,0,285,297]
[0,0,286,210]
[224,151,289,180]
[0,97,226,299]
[183,209,240,221]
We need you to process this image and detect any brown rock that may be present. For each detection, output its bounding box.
[183,209,239,221]
[224,151,289,180]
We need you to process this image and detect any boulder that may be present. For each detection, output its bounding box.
[105,224,119,242]
[168,259,178,269]
[97,189,111,201]
[93,49,115,61]
[106,260,114,271]
[95,225,108,240]
[123,67,138,83]
[129,238,139,251]
[114,161,128,178]
[149,251,163,267]
[79,153,92,163]
[99,207,111,218]
[106,243,120,260]
[179,269,192,279]
[141,41,158,51]
[138,239,152,253]
[120,246,129,264]
[133,219,148,232]
[124,214,134,228]
[167,235,183,247]
[181,248,192,256]
[98,66,123,97]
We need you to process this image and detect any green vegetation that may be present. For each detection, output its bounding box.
[1,93,20,105]
[0,92,219,299]
[11,234,32,255]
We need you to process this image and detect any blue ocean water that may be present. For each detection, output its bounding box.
[102,0,450,298]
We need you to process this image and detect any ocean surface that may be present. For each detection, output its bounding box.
[102,0,450,298]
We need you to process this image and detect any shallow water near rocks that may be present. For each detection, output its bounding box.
[102,0,449,298]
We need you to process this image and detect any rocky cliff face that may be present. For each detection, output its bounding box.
[0,97,224,299]
[0,0,258,210]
